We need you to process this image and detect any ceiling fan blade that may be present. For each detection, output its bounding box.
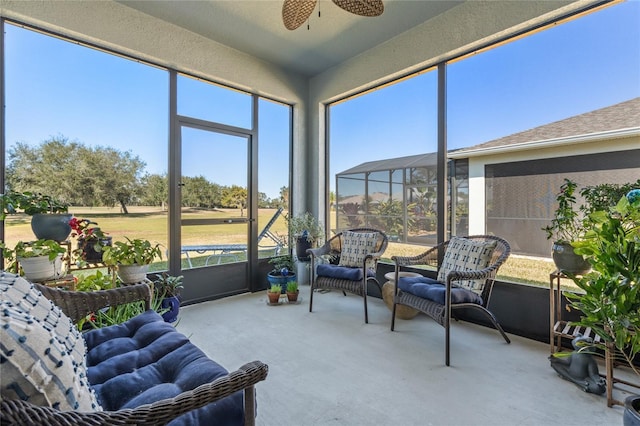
[282,0,318,30]
[332,0,384,17]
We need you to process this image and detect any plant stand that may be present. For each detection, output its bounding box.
[550,270,640,407]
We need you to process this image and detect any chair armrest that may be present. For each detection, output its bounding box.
[0,360,269,426]
[34,282,152,324]
[307,244,331,259]
[392,244,440,268]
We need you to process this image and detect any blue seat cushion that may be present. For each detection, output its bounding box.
[398,276,483,305]
[316,264,375,281]
[83,310,243,426]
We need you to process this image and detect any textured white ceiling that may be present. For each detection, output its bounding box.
[117,0,463,77]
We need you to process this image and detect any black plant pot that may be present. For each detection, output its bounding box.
[31,213,73,242]
[552,241,591,275]
[295,236,313,261]
[624,395,640,426]
[78,236,113,263]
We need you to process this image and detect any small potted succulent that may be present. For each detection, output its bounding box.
[102,237,162,284]
[267,284,282,305]
[1,239,66,282]
[0,191,72,242]
[286,280,299,303]
[152,272,184,323]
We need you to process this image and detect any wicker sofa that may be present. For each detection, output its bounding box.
[0,271,268,425]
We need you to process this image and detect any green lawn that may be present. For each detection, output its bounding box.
[3,206,567,288]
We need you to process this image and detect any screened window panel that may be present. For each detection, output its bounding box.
[486,150,640,257]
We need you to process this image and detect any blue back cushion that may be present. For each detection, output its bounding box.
[84,310,244,426]
[398,276,483,305]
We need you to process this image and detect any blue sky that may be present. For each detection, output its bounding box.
[330,1,640,179]
[4,1,640,198]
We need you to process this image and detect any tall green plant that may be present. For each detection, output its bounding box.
[543,179,586,243]
[567,190,640,377]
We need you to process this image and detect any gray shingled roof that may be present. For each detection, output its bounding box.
[455,97,640,153]
[337,98,639,175]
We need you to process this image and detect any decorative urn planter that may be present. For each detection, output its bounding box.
[161,296,180,323]
[31,213,73,242]
[117,264,149,284]
[552,241,591,275]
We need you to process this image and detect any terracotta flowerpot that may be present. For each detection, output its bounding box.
[286,290,299,302]
[267,291,280,304]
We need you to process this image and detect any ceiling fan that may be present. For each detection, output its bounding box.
[282,0,384,31]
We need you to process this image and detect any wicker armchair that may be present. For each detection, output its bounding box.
[308,228,388,323]
[1,280,268,426]
[391,235,511,366]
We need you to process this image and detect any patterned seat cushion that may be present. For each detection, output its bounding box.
[398,276,483,305]
[84,309,244,426]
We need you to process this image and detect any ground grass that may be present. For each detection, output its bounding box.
[3,206,573,289]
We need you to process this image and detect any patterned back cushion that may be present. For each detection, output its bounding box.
[436,237,497,294]
[338,231,379,268]
[0,272,100,411]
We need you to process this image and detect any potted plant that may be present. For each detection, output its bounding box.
[267,284,282,305]
[566,189,640,417]
[267,254,296,290]
[286,280,299,303]
[69,217,112,267]
[0,239,66,282]
[102,237,162,284]
[286,212,324,261]
[542,179,591,274]
[0,191,72,241]
[152,272,184,323]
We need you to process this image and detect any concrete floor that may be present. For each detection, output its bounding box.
[177,284,635,426]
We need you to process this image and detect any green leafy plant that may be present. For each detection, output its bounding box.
[75,270,115,292]
[102,237,162,266]
[567,190,640,377]
[287,212,324,243]
[0,191,69,220]
[152,272,184,298]
[268,255,295,275]
[268,284,282,293]
[542,179,586,243]
[286,281,298,293]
